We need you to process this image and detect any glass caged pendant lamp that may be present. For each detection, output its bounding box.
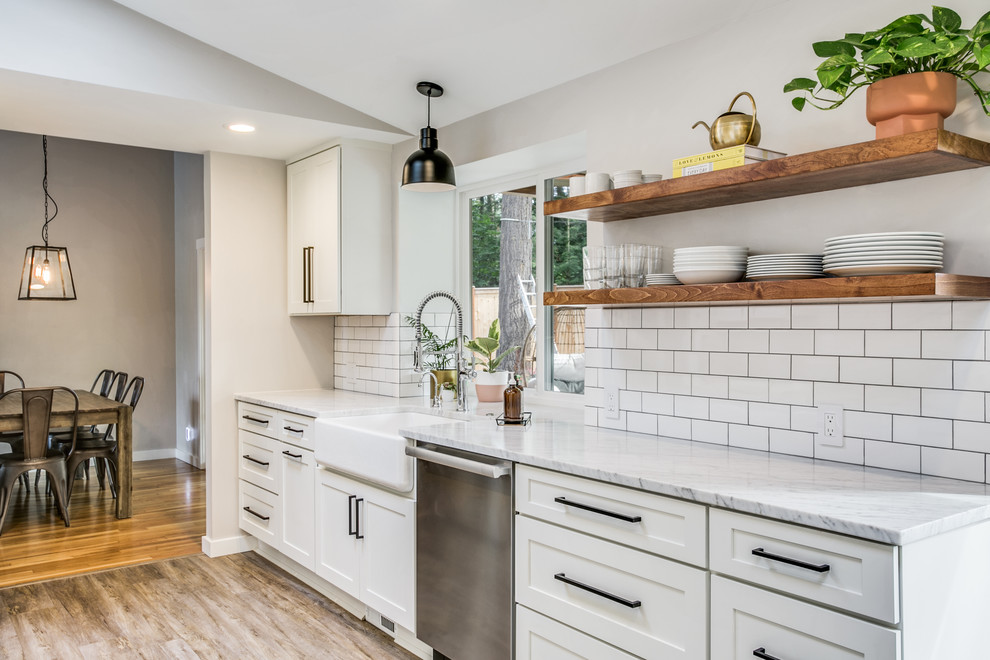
[19,135,76,301]
[401,81,456,192]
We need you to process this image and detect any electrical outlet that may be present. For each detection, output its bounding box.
[817,404,844,448]
[605,384,620,420]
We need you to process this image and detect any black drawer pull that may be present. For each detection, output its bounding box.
[553,573,641,608]
[242,454,270,467]
[282,450,303,459]
[554,496,642,523]
[348,495,357,536]
[242,415,269,426]
[753,648,782,660]
[284,425,304,434]
[752,547,830,573]
[243,506,270,521]
[354,497,364,539]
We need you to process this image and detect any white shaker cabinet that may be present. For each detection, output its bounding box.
[286,140,392,315]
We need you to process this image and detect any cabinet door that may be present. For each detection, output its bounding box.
[314,469,360,598]
[359,487,416,633]
[287,147,340,315]
[516,605,639,660]
[279,443,316,570]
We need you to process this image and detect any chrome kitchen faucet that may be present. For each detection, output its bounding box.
[412,290,474,412]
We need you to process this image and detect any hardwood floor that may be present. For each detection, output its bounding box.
[0,552,419,659]
[0,459,205,588]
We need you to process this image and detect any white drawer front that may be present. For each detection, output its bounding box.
[238,430,280,493]
[515,516,707,660]
[239,480,279,544]
[516,465,707,567]
[278,411,315,451]
[237,402,277,438]
[710,509,899,624]
[711,576,900,660]
[515,605,639,660]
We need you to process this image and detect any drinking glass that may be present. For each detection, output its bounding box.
[622,243,646,287]
[583,246,604,289]
[603,245,623,288]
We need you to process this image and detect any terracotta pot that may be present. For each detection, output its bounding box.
[865,71,957,139]
[474,371,508,403]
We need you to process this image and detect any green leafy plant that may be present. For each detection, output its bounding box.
[464,319,519,373]
[784,6,990,115]
[405,315,458,370]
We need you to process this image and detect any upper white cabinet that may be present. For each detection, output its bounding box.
[287,140,392,315]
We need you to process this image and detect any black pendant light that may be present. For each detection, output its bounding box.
[401,81,456,192]
[18,135,76,301]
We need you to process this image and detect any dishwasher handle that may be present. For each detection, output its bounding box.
[406,445,511,479]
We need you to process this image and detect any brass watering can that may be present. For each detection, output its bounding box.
[692,91,761,150]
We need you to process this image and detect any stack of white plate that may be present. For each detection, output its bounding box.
[746,254,824,281]
[645,273,680,286]
[673,246,748,284]
[613,170,643,188]
[823,232,944,276]
[643,173,664,183]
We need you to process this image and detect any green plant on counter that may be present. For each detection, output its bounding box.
[405,315,457,370]
[784,5,990,115]
[464,318,519,373]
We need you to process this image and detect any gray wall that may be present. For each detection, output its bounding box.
[0,130,177,455]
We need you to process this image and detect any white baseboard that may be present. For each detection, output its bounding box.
[174,447,204,468]
[201,533,256,557]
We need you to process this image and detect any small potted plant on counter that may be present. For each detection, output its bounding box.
[405,315,458,400]
[465,319,519,402]
[784,5,990,138]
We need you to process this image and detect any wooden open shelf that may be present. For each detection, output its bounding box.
[544,129,990,222]
[543,273,990,307]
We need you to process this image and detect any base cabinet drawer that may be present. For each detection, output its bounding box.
[515,516,707,660]
[711,576,900,660]
[710,509,899,623]
[239,480,279,544]
[238,430,279,492]
[516,605,640,660]
[237,402,277,438]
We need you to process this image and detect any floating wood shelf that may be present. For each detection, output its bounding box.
[544,129,990,222]
[543,273,990,307]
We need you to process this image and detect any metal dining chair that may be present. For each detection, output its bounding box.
[0,371,30,490]
[0,387,77,534]
[65,376,144,500]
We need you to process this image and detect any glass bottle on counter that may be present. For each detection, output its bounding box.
[503,373,523,421]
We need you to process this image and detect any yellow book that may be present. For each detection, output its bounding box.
[672,145,786,178]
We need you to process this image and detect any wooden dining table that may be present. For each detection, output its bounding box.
[0,389,132,519]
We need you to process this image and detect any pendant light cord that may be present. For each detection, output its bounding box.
[426,91,432,128]
[42,135,59,247]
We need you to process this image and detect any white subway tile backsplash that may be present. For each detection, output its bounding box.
[643,393,675,416]
[729,424,769,451]
[620,390,642,412]
[627,370,658,393]
[893,358,952,389]
[922,331,985,360]
[839,303,891,330]
[658,372,692,395]
[627,412,658,436]
[952,301,990,330]
[599,328,628,349]
[657,329,692,351]
[749,354,790,379]
[922,389,985,422]
[692,329,729,352]
[710,352,748,376]
[710,306,748,328]
[815,330,864,356]
[585,307,611,329]
[790,405,819,432]
[953,361,990,391]
[657,415,692,439]
[748,305,791,329]
[749,402,790,429]
[792,304,838,329]
[770,330,815,355]
[865,330,920,358]
[710,398,749,424]
[792,355,839,382]
[584,406,599,426]
[921,447,985,482]
[585,348,611,369]
[814,435,864,465]
[839,357,892,385]
[598,410,627,431]
[954,421,990,453]
[611,308,642,328]
[674,351,709,374]
[584,328,599,349]
[642,308,674,328]
[768,379,814,406]
[626,329,658,350]
[893,301,952,329]
[693,374,729,399]
[611,349,642,370]
[674,307,709,329]
[814,382,865,410]
[864,385,920,415]
[845,411,893,441]
[892,415,953,448]
[692,419,729,445]
[728,377,769,402]
[770,429,814,458]
[674,395,709,420]
[729,330,769,353]
[865,440,921,473]
[642,350,674,372]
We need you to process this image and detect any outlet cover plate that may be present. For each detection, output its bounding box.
[817,404,844,448]
[605,384,620,419]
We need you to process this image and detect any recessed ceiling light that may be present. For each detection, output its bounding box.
[226,123,256,133]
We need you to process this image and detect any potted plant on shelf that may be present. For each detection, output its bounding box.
[784,5,990,138]
[405,315,458,400]
[464,319,519,403]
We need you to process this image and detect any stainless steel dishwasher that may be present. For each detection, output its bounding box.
[406,443,513,660]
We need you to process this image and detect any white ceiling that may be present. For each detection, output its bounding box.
[1,0,790,159]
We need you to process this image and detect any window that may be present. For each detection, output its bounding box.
[464,169,586,398]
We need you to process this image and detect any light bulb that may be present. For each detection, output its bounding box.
[41,258,51,284]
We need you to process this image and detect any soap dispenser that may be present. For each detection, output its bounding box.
[503,373,523,422]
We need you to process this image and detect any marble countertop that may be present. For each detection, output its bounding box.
[236,389,990,545]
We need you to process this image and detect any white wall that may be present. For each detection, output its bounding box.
[203,151,335,555]
[0,130,177,455]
